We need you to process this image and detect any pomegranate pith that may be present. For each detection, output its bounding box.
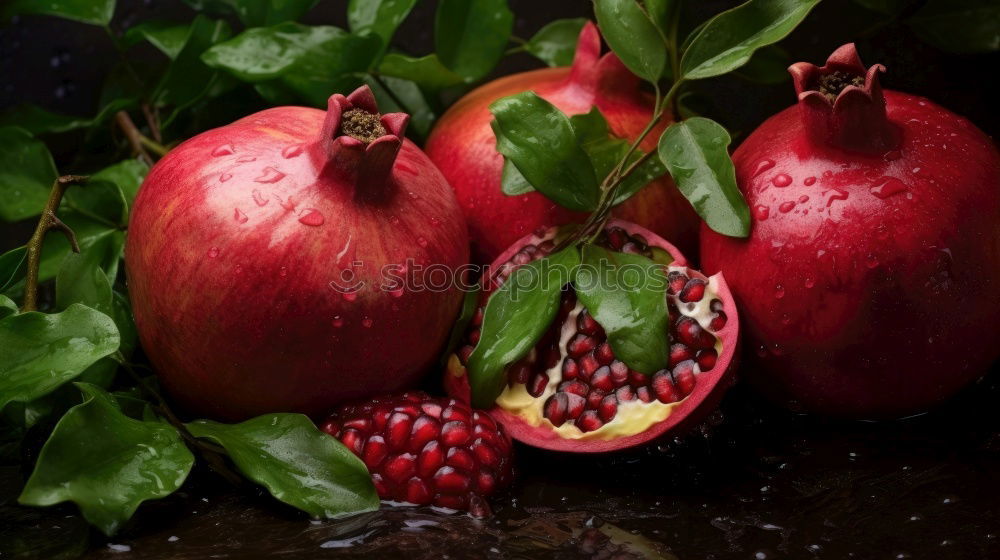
[424,22,699,263]
[446,220,739,453]
[700,44,1000,418]
[321,392,513,517]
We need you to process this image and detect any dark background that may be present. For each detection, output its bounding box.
[1,1,999,559]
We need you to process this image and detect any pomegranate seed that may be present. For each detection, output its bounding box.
[568,334,597,357]
[434,493,468,511]
[372,408,391,431]
[409,416,441,452]
[371,473,388,496]
[667,271,689,295]
[468,329,481,344]
[383,453,416,484]
[677,317,715,349]
[441,404,471,423]
[421,402,443,417]
[513,249,532,265]
[476,470,496,495]
[615,385,635,402]
[637,386,653,403]
[679,278,707,302]
[631,233,648,249]
[472,411,496,430]
[538,240,555,253]
[405,478,432,505]
[544,393,569,426]
[577,410,604,432]
[586,389,606,409]
[710,311,728,331]
[471,439,497,465]
[562,358,579,380]
[441,420,471,447]
[433,466,470,493]
[628,369,647,387]
[458,345,474,364]
[673,360,697,396]
[606,227,627,250]
[386,412,413,450]
[508,360,531,385]
[446,447,476,471]
[471,307,484,326]
[578,353,599,379]
[559,380,589,396]
[340,428,364,454]
[342,418,370,431]
[565,393,586,419]
[610,360,629,385]
[417,440,444,478]
[598,395,618,422]
[319,419,339,435]
[577,310,600,335]
[621,242,641,254]
[696,348,718,371]
[362,435,388,469]
[652,370,681,403]
[595,342,614,365]
[669,343,694,367]
[590,366,614,392]
[468,494,491,517]
[527,373,549,397]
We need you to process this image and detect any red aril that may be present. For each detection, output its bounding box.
[699,44,1000,418]
[445,220,739,453]
[125,86,469,420]
[320,391,513,517]
[424,22,698,263]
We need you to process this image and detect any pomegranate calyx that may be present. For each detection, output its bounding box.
[789,43,897,154]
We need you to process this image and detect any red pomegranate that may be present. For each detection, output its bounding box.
[125,86,469,420]
[321,391,513,516]
[700,44,1000,419]
[424,22,699,263]
[445,220,739,453]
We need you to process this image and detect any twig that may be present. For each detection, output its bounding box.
[141,104,162,143]
[21,175,88,312]
[115,111,153,166]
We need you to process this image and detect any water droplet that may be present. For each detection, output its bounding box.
[236,155,256,163]
[781,313,791,325]
[430,217,442,227]
[298,209,325,226]
[281,144,304,158]
[389,287,404,298]
[756,345,768,358]
[219,172,232,183]
[772,173,792,187]
[822,187,849,207]
[754,205,770,221]
[883,150,901,162]
[252,189,269,206]
[407,191,420,200]
[207,247,219,258]
[866,253,880,268]
[798,195,810,203]
[233,208,248,224]
[417,237,428,248]
[342,291,358,302]
[911,167,921,173]
[234,264,243,274]
[212,144,234,157]
[752,159,776,177]
[870,177,908,199]
[388,215,400,226]
[803,176,816,186]
[822,170,834,178]
[816,249,827,258]
[361,317,374,328]
[255,167,286,183]
[332,316,344,328]
[775,284,785,299]
[279,266,288,277]
[804,277,815,288]
[779,201,796,213]
[876,224,890,239]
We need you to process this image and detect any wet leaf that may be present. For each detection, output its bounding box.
[348,0,418,46]
[154,16,233,109]
[0,246,28,294]
[0,304,120,411]
[733,44,791,84]
[909,0,1000,54]
[378,53,466,90]
[364,75,437,140]
[490,93,599,212]
[500,159,534,196]
[187,414,379,518]
[657,117,749,237]
[435,0,513,80]
[19,384,194,536]
[124,20,192,59]
[182,0,318,27]
[574,245,669,374]
[88,159,149,214]
[55,233,124,314]
[524,18,587,67]
[594,0,667,82]
[467,247,580,408]
[0,127,57,222]
[0,100,133,136]
[2,0,114,26]
[681,0,820,80]
[441,288,482,367]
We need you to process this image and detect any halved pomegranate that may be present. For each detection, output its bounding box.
[445,220,739,453]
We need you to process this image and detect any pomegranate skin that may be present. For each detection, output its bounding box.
[700,45,1000,419]
[126,88,469,420]
[424,22,698,263]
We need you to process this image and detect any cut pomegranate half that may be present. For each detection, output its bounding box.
[446,220,739,453]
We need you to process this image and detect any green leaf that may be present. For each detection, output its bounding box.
[500,159,534,196]
[524,18,588,67]
[187,414,379,518]
[467,247,580,408]
[153,16,233,109]
[124,21,193,59]
[62,179,128,228]
[0,304,120,411]
[490,93,599,212]
[440,288,481,367]
[909,0,1000,54]
[348,0,418,46]
[378,53,466,90]
[89,159,149,214]
[0,127,58,222]
[37,213,122,283]
[435,0,514,80]
[19,384,194,536]
[681,0,820,80]
[657,117,749,237]
[574,245,669,374]
[1,0,115,26]
[645,0,682,37]
[0,246,28,293]
[0,103,115,135]
[594,0,668,82]
[733,44,791,84]
[0,295,16,318]
[55,233,124,313]
[182,0,318,27]
[364,75,437,140]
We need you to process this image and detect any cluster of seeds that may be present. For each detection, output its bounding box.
[456,226,728,434]
[321,392,513,517]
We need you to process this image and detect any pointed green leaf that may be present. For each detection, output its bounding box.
[0,127,57,222]
[500,159,534,196]
[524,18,587,67]
[124,21,193,59]
[182,0,318,27]
[657,117,749,237]
[89,159,149,214]
[153,16,233,109]
[348,0,418,46]
[187,414,378,518]
[594,0,668,82]
[2,0,115,26]
[19,384,194,536]
[378,53,466,90]
[909,0,1000,54]
[0,246,28,293]
[435,0,513,80]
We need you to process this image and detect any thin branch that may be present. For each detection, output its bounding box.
[115,111,153,166]
[21,175,88,312]
[141,103,163,143]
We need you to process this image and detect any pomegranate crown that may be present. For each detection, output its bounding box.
[319,85,410,194]
[788,43,897,153]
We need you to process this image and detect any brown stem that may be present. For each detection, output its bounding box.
[141,103,162,143]
[21,175,88,312]
[114,111,153,166]
[118,358,244,487]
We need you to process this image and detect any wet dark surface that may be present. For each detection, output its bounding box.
[3,372,999,559]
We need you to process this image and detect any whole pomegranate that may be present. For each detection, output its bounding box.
[424,22,698,263]
[320,391,513,517]
[700,44,1000,419]
[445,221,739,453]
[126,86,469,420]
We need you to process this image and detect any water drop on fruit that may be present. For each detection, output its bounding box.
[298,209,325,226]
[804,176,816,186]
[281,144,304,158]
[332,316,344,328]
[772,173,793,187]
[754,205,770,221]
[207,247,219,258]
[362,317,374,328]
[779,201,796,213]
[233,208,248,224]
[774,284,785,299]
[212,144,234,157]
[219,173,232,183]
[753,159,776,177]
[870,177,908,199]
[255,167,286,183]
